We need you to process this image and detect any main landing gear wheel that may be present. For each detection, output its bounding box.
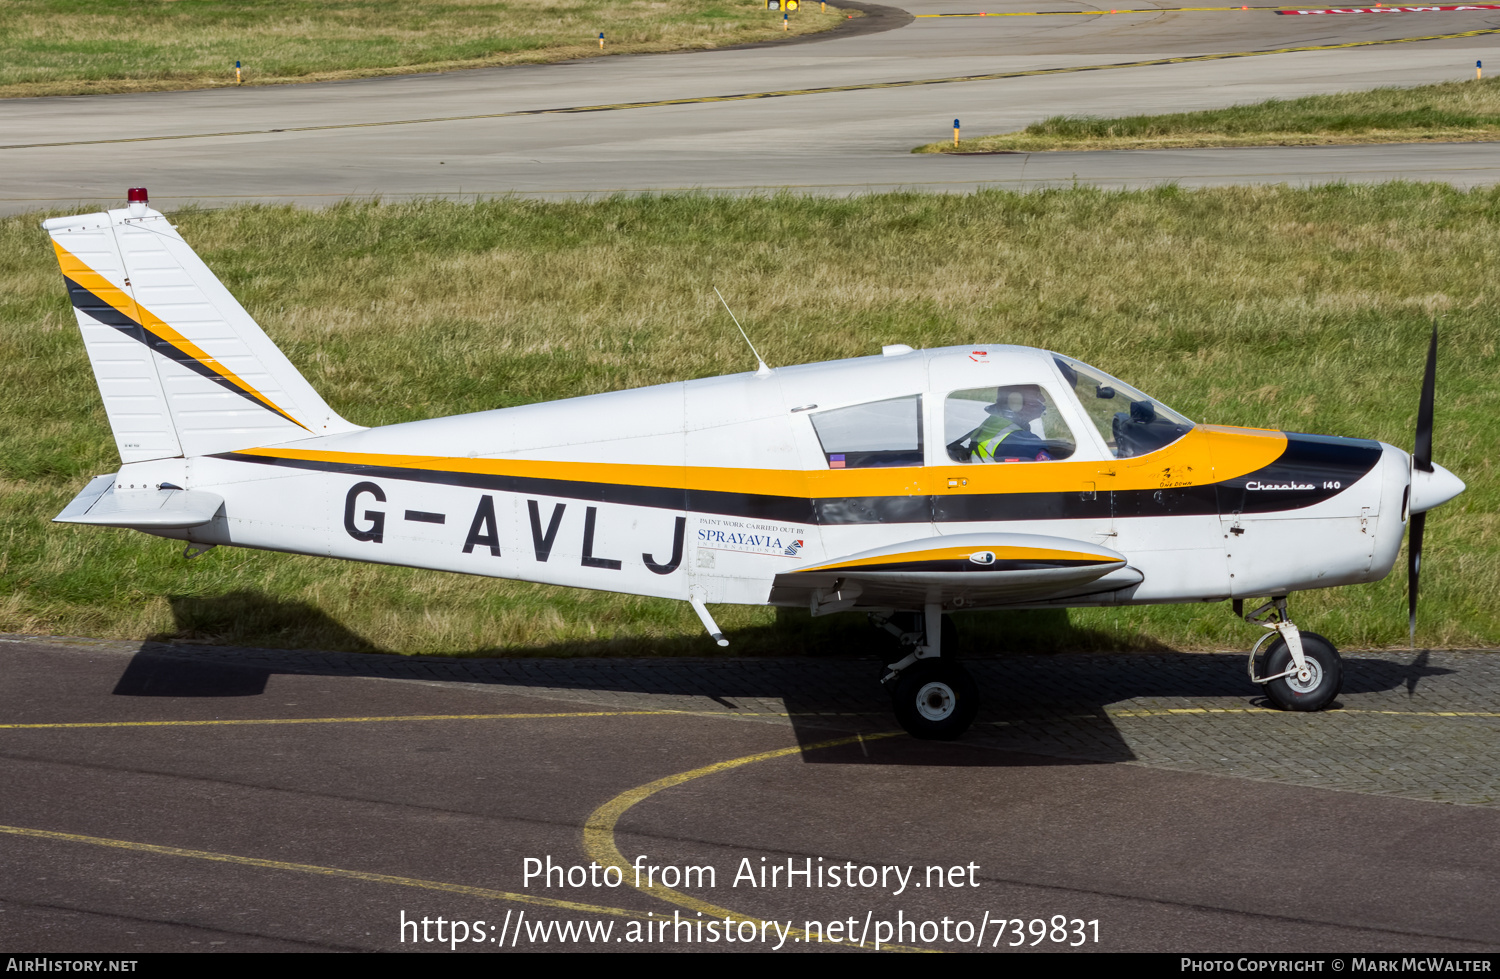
[891,659,979,740]
[1259,631,1342,712]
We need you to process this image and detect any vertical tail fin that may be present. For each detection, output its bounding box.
[45,199,359,463]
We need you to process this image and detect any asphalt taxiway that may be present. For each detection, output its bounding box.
[2,635,1497,952]
[4,0,1500,213]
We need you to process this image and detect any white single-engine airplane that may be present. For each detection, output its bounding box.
[45,191,1467,739]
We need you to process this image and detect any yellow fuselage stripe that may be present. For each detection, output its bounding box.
[235,424,1285,499]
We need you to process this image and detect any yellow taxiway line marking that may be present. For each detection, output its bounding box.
[918,2,1500,12]
[582,731,939,953]
[1104,707,1500,718]
[974,706,1500,725]
[0,733,927,948]
[1347,709,1500,717]
[6,706,1491,731]
[0,710,671,730]
[917,5,1307,15]
[0,823,655,923]
[0,710,890,731]
[5,27,1500,152]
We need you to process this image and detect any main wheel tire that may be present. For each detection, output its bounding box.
[891,659,979,740]
[1259,631,1342,712]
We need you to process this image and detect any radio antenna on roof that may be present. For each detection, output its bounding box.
[715,287,772,377]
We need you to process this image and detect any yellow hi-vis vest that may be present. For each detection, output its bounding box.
[972,420,1023,462]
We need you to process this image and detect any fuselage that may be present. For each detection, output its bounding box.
[108,344,1410,611]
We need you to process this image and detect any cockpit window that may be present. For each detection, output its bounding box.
[944,387,1075,463]
[809,395,923,469]
[1053,354,1194,458]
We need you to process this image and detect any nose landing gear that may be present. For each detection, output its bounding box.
[1240,596,1343,711]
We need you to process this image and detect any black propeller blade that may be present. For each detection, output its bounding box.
[1408,509,1424,649]
[1414,324,1437,475]
[1408,324,1438,649]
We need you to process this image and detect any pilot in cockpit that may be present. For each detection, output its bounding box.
[954,384,1056,463]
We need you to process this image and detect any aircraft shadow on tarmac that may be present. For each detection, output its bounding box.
[113,591,1454,768]
[120,591,378,697]
[112,653,273,698]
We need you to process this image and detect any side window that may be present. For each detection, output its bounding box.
[809,395,923,469]
[944,386,1076,464]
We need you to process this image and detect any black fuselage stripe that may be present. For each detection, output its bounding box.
[216,452,813,521]
[65,277,290,422]
[214,432,1382,525]
[1216,432,1384,514]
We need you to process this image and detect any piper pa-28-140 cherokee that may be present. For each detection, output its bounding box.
[44,190,1467,739]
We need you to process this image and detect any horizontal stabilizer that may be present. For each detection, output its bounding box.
[770,532,1131,611]
[54,474,224,530]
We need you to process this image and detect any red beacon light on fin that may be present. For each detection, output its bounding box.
[126,187,149,217]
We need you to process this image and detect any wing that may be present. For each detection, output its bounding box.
[769,532,1141,613]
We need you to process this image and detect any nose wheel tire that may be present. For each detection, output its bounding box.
[1258,631,1342,711]
[891,659,979,740]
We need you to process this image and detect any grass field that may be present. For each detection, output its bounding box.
[0,0,847,99]
[918,77,1500,153]
[1,187,1496,658]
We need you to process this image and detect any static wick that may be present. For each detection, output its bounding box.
[714,287,772,376]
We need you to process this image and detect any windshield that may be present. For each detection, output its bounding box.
[1052,354,1195,458]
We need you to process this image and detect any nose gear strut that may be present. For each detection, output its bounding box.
[1241,596,1312,684]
